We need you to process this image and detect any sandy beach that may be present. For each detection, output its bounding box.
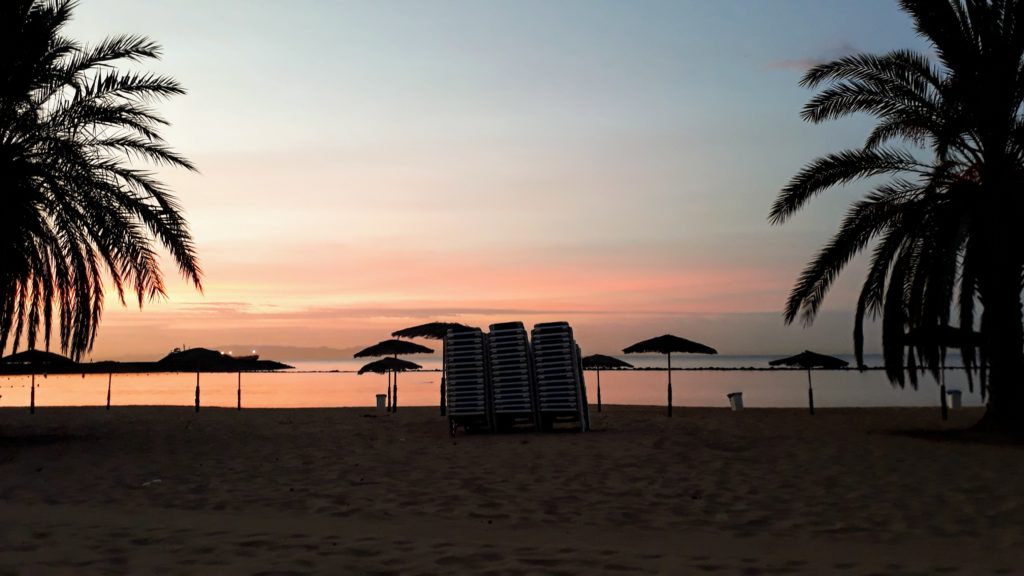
[0,405,1021,575]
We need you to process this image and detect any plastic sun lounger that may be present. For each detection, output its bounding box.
[445,328,492,435]
[530,322,588,432]
[487,322,538,430]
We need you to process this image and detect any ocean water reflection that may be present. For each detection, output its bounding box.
[0,356,984,409]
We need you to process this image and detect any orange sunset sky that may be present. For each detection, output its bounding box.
[59,1,928,360]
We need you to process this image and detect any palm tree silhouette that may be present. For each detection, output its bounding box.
[770,0,1024,431]
[1,0,202,360]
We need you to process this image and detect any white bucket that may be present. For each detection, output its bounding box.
[946,389,962,409]
[375,394,387,410]
[727,392,743,411]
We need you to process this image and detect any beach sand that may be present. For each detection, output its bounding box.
[0,405,1022,575]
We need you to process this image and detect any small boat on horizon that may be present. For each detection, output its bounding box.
[169,347,260,362]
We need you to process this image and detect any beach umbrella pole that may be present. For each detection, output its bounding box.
[597,370,602,413]
[393,372,399,413]
[440,340,447,416]
[440,375,446,416]
[30,373,35,414]
[387,371,392,412]
[106,373,112,410]
[667,352,673,418]
[237,372,242,411]
[939,362,948,421]
[195,372,200,413]
[807,369,814,415]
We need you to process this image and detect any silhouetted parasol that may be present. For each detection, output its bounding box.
[392,322,471,340]
[904,325,982,421]
[392,322,472,417]
[1,349,75,413]
[623,334,717,417]
[769,350,848,415]
[582,354,633,413]
[359,357,421,411]
[354,339,433,412]
[354,339,434,364]
[354,339,433,358]
[358,357,422,374]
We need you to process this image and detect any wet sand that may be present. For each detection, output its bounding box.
[0,405,1021,575]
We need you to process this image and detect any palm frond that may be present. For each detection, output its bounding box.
[783,183,919,324]
[0,0,200,359]
[770,148,923,225]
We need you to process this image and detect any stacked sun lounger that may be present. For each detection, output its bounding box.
[445,327,491,434]
[531,321,589,431]
[487,322,537,431]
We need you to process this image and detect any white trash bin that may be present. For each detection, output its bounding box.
[375,394,387,410]
[946,389,962,409]
[727,392,744,411]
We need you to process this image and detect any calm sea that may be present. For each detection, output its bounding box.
[0,354,984,410]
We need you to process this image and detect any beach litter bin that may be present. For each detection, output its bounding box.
[946,389,962,410]
[727,392,743,411]
[376,394,387,411]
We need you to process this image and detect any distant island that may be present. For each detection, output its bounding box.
[0,347,292,375]
[213,345,372,362]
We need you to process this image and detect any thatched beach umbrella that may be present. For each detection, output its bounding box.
[354,339,434,359]
[392,321,471,416]
[905,325,981,421]
[354,339,433,412]
[769,350,848,415]
[581,354,633,413]
[392,322,471,340]
[358,357,422,412]
[1,349,75,413]
[623,335,717,417]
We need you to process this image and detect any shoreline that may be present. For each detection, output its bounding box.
[0,402,987,410]
[0,365,978,375]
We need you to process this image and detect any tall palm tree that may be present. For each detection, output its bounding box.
[1,0,201,360]
[770,0,1024,431]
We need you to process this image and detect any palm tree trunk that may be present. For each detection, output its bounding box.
[194,372,200,413]
[981,303,1024,431]
[667,352,673,418]
[30,373,35,414]
[970,168,1024,432]
[106,373,112,410]
[978,252,1024,433]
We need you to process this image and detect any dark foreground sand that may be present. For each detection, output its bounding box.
[0,405,1022,575]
